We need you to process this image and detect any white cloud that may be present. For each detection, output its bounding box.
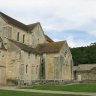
[1,0,96,29]
[63,36,92,48]
[0,0,96,47]
[53,38,61,42]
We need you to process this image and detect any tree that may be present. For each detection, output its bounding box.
[70,43,96,65]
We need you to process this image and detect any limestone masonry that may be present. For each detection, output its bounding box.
[0,12,73,85]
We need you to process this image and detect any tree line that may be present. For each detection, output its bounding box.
[70,43,96,65]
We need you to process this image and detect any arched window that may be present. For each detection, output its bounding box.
[23,34,25,43]
[40,58,45,79]
[17,32,19,41]
[26,65,28,74]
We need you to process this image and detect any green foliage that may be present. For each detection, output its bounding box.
[22,84,96,92]
[0,90,79,96]
[71,43,96,65]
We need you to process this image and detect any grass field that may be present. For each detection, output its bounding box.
[0,90,82,96]
[22,83,96,92]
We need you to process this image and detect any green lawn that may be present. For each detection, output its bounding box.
[22,83,96,92]
[0,90,81,96]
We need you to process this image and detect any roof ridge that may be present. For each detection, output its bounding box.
[27,22,40,31]
[0,12,27,30]
[0,12,26,25]
[8,39,39,53]
[0,12,39,32]
[36,41,65,53]
[44,35,54,42]
[27,22,40,26]
[38,40,65,45]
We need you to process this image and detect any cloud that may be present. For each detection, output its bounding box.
[53,35,94,48]
[0,0,96,47]
[79,19,96,36]
[65,36,92,48]
[46,29,96,47]
[1,0,96,29]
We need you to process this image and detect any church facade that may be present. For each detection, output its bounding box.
[0,12,73,85]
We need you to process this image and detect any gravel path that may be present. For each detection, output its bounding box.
[0,86,96,96]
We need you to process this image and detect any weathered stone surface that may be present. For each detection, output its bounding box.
[74,64,96,81]
[0,12,73,85]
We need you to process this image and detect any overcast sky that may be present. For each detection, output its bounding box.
[0,0,96,47]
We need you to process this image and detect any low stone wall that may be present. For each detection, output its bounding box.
[79,80,96,83]
[13,80,74,86]
[6,79,96,86]
[30,80,74,85]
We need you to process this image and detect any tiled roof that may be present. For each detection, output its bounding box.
[0,12,39,32]
[36,41,65,53]
[8,39,38,54]
[0,12,54,42]
[0,12,28,31]
[77,64,96,71]
[27,22,40,31]
[27,23,53,42]
[45,35,54,42]
[8,39,65,54]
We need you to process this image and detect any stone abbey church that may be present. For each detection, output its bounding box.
[0,12,73,85]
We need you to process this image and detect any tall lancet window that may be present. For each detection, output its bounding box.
[17,32,19,41]
[26,65,28,74]
[23,34,25,43]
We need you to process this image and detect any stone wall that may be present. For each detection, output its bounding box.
[0,15,74,85]
[0,50,7,85]
[75,64,96,81]
[43,42,73,81]
[31,24,46,48]
[60,41,73,80]
[20,51,41,82]
[77,70,96,81]
[0,67,6,85]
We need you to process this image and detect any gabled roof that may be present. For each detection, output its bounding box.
[8,39,38,54]
[27,22,53,42]
[0,12,53,41]
[45,35,54,42]
[27,22,40,31]
[36,41,65,53]
[0,12,28,31]
[77,64,96,71]
[0,12,45,34]
[8,38,65,54]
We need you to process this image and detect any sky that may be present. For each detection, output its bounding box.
[0,0,96,47]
